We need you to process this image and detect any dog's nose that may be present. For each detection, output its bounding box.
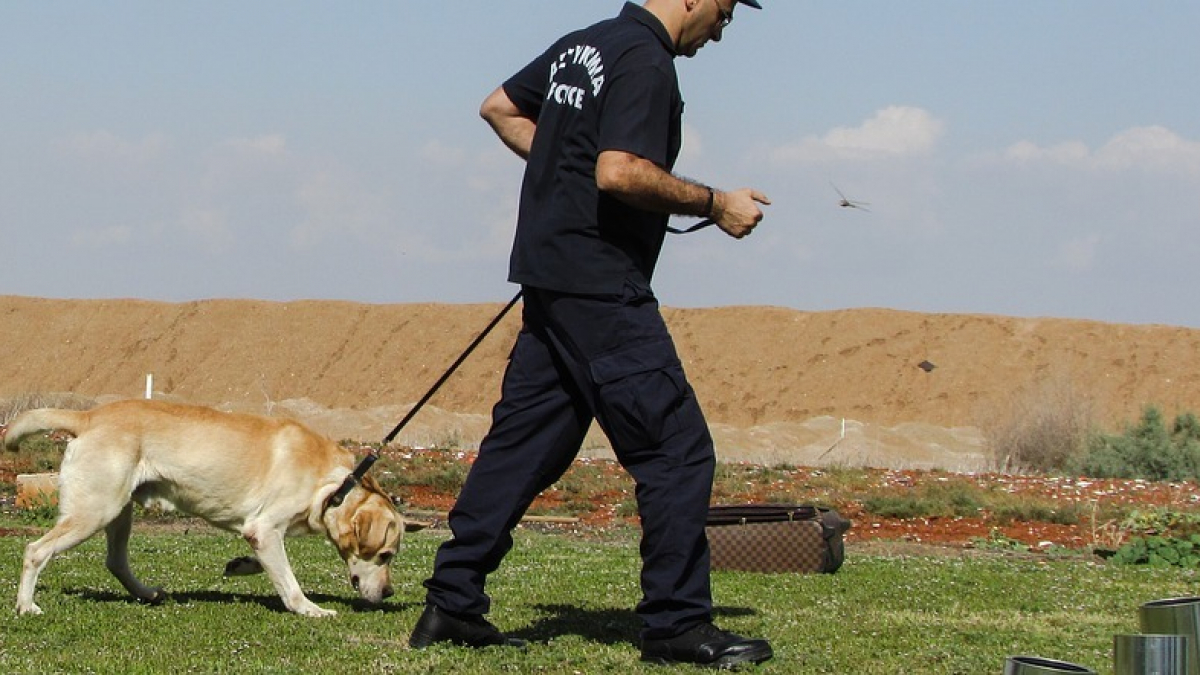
[351,576,360,591]
[382,586,394,600]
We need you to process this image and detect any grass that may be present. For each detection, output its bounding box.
[0,519,1195,674]
[5,429,1199,672]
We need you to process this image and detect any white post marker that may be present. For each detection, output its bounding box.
[145,374,153,399]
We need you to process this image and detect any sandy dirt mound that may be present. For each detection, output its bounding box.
[4,295,1200,470]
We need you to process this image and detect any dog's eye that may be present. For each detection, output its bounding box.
[378,551,395,564]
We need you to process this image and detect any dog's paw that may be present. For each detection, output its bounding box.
[223,556,264,577]
[16,602,43,616]
[137,587,167,605]
[295,602,337,618]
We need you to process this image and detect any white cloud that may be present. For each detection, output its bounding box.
[1004,126,1200,174]
[769,106,945,163]
[824,106,944,155]
[1096,126,1200,172]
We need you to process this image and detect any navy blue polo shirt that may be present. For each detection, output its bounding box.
[503,3,684,295]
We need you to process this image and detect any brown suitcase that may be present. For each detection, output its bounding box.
[706,504,851,574]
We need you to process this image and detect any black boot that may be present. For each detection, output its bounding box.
[409,604,527,649]
[640,622,773,669]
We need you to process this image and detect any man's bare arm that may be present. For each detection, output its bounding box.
[480,86,536,160]
[595,150,769,239]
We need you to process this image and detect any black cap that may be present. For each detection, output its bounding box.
[737,0,763,7]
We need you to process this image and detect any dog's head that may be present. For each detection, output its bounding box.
[324,473,403,605]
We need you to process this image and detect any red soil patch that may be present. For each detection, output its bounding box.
[382,448,1200,551]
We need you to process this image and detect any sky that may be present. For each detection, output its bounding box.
[3,2,1199,327]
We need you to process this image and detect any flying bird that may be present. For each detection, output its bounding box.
[831,182,870,212]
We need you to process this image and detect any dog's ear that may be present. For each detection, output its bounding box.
[358,473,393,501]
[352,508,399,559]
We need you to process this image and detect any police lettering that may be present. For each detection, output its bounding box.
[572,45,606,95]
[544,44,606,111]
[547,82,585,109]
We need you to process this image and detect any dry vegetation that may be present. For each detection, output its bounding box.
[982,372,1095,473]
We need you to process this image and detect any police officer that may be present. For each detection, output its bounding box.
[411,1,772,668]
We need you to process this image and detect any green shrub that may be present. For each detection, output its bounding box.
[1074,407,1200,481]
[386,450,470,495]
[1106,509,1200,568]
[1110,534,1200,568]
[991,500,1084,526]
[862,481,982,520]
[14,491,59,527]
[3,434,68,475]
[1119,507,1200,539]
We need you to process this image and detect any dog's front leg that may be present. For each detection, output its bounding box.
[243,527,335,618]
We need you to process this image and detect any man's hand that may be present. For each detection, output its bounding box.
[712,188,771,239]
[595,150,770,238]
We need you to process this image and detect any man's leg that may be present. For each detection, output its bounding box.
[535,283,771,666]
[415,310,591,645]
[518,283,715,637]
[619,393,716,639]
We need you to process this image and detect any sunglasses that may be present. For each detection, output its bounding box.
[713,0,734,29]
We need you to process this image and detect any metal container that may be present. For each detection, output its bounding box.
[1003,655,1097,674]
[1140,597,1200,675]
[1113,634,1189,675]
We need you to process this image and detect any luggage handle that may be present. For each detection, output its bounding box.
[706,504,821,527]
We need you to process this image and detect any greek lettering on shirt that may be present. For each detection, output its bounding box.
[546,44,605,110]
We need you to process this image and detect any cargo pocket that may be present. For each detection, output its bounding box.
[589,340,687,451]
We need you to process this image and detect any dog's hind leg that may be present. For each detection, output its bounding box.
[105,502,166,605]
[18,511,112,615]
[17,438,140,615]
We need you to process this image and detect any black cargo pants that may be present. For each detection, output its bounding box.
[422,281,716,640]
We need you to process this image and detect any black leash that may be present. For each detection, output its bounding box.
[323,216,715,511]
[324,291,523,510]
[666,217,716,235]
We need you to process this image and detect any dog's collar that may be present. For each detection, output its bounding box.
[322,450,380,514]
[322,474,357,514]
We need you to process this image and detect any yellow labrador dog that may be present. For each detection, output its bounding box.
[3,399,403,617]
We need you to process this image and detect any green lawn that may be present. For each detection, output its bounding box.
[0,523,1194,674]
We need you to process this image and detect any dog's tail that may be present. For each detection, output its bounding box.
[3,408,89,451]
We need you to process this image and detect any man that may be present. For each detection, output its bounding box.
[411,0,773,668]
